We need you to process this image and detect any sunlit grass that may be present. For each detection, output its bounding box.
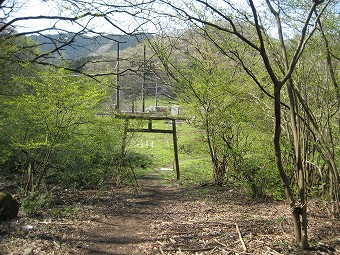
[126,114,213,186]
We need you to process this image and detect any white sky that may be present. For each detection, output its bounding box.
[5,0,261,35]
[9,0,61,32]
[0,0,284,34]
[6,0,138,34]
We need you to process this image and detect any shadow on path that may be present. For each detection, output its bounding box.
[72,173,187,255]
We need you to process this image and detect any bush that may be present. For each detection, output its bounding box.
[20,191,50,216]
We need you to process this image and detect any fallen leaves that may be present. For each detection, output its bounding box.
[1,174,339,254]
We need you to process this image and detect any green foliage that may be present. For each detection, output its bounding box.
[168,40,266,189]
[0,36,36,97]
[20,191,51,216]
[0,61,155,190]
[0,36,40,166]
[1,66,110,191]
[50,117,123,188]
[234,159,284,200]
[150,31,284,197]
[51,202,82,218]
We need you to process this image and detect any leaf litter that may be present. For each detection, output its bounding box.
[1,173,339,255]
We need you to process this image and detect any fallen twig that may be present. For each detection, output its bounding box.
[236,223,247,251]
[266,246,283,254]
[162,246,216,252]
[159,246,166,255]
[214,239,257,255]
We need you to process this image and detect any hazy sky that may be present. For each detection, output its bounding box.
[10,0,133,34]
[11,0,59,31]
[8,0,259,34]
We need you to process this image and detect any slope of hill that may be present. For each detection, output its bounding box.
[29,33,151,61]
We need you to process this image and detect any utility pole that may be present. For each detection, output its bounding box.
[142,44,146,112]
[115,41,121,111]
[155,82,158,109]
[115,41,126,111]
[132,93,136,113]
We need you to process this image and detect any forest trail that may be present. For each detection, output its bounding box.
[76,173,188,255]
[70,172,340,255]
[1,171,339,255]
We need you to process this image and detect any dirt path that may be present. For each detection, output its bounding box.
[76,174,187,255]
[66,173,340,255]
[1,172,339,255]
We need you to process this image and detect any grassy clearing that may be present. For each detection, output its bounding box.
[126,117,212,186]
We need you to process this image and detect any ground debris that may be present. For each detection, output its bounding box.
[1,174,339,255]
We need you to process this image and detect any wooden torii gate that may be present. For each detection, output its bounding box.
[115,113,184,180]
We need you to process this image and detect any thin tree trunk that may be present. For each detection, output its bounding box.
[25,160,35,194]
[294,88,340,218]
[116,119,129,186]
[286,79,309,248]
[273,88,302,244]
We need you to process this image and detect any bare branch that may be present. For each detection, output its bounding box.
[282,0,331,85]
[248,0,280,89]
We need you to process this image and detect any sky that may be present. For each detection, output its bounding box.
[9,0,62,32]
[5,0,311,37]
[6,0,137,34]
[6,0,255,35]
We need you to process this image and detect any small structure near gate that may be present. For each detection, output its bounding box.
[144,105,181,116]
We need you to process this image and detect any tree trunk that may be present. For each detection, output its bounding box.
[286,79,309,249]
[273,88,306,245]
[23,160,35,194]
[294,88,340,218]
[204,113,226,186]
[116,119,129,186]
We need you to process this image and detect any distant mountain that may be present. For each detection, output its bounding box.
[29,33,152,61]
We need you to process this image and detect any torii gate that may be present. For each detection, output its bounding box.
[115,113,185,180]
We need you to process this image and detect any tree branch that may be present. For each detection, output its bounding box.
[282,0,331,85]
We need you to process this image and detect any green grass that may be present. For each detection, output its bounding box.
[121,95,212,186]
[126,118,212,186]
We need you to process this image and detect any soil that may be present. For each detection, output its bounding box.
[1,172,339,255]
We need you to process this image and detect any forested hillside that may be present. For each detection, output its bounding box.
[29,33,150,61]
